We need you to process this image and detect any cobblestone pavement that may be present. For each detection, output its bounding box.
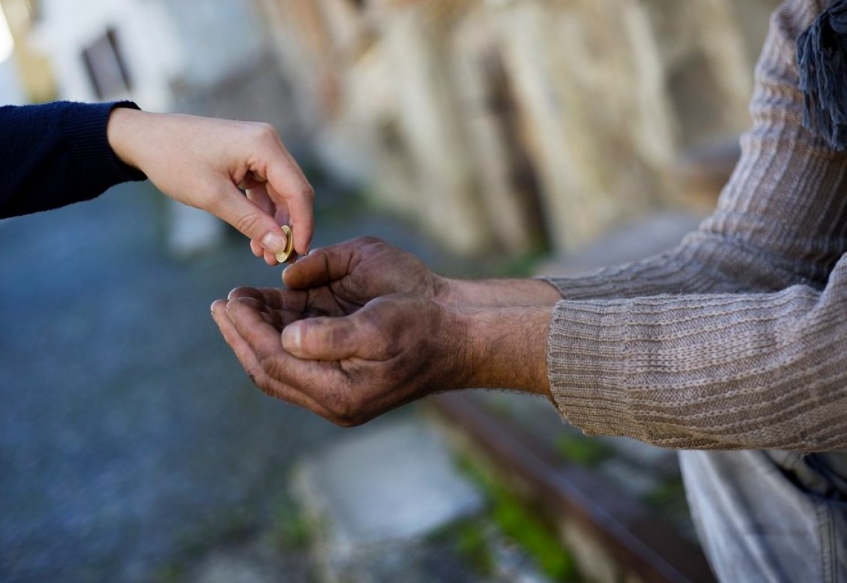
[0,181,458,583]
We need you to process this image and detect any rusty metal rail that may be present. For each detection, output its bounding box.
[429,392,716,583]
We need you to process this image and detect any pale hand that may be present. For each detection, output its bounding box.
[107,108,314,264]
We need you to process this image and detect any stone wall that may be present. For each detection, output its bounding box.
[255,0,781,255]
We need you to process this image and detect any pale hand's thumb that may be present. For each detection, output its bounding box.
[213,185,288,257]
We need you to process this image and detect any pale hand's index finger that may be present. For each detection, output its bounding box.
[265,158,314,257]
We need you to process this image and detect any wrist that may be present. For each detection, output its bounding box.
[106,107,151,171]
[445,305,553,396]
[433,277,564,309]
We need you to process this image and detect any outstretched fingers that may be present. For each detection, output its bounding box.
[210,299,332,417]
[225,298,343,398]
[228,286,307,312]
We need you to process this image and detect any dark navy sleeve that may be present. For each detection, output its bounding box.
[0,101,147,219]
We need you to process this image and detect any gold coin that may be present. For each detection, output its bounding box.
[275,225,295,263]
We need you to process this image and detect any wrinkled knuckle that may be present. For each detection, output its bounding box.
[304,324,341,353]
[263,357,285,380]
[235,213,264,237]
[297,326,319,354]
[327,325,350,351]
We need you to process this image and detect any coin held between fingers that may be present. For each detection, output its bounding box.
[275,225,295,263]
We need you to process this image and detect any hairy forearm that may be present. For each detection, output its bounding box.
[451,305,554,397]
[437,277,562,309]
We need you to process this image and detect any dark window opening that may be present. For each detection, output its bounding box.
[81,27,132,100]
[481,49,551,253]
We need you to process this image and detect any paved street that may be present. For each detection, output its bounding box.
[0,181,446,582]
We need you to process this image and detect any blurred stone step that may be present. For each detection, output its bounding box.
[189,544,308,583]
[167,200,227,259]
[430,393,716,583]
[291,418,486,583]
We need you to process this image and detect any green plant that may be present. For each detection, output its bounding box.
[457,456,581,581]
[555,434,614,467]
[642,476,687,510]
[490,487,576,580]
[154,563,186,583]
[455,520,495,574]
[270,497,313,550]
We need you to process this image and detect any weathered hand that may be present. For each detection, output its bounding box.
[107,108,314,264]
[281,237,446,313]
[282,236,564,311]
[211,292,466,426]
[213,238,555,425]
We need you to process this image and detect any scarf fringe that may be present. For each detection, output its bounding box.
[797,0,847,151]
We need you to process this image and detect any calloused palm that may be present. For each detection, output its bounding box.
[224,286,346,335]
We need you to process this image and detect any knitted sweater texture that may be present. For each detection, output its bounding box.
[0,101,144,219]
[543,0,847,451]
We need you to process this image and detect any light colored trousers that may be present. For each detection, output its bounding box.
[680,450,847,582]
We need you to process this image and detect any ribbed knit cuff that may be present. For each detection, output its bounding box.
[62,101,147,200]
[546,299,637,438]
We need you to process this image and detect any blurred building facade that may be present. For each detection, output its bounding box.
[0,0,55,103]
[30,0,265,111]
[256,0,782,255]
[8,0,785,258]
[24,0,272,256]
[0,60,24,105]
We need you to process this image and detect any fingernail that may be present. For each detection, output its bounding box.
[282,323,302,354]
[261,231,287,255]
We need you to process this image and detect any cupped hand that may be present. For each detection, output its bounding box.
[107,107,314,264]
[281,237,447,312]
[210,292,467,426]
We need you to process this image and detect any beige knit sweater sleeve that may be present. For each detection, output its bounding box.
[542,0,847,451]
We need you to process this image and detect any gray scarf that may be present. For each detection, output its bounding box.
[798,0,847,150]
